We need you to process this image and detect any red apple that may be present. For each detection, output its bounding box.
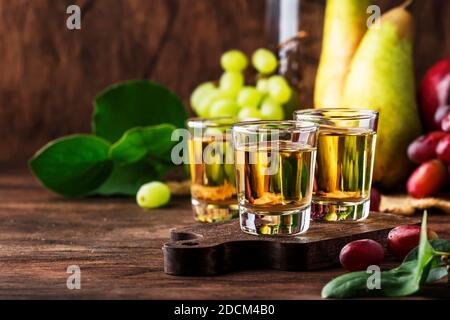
[407,159,447,198]
[419,57,450,131]
[387,225,439,260]
[407,131,446,164]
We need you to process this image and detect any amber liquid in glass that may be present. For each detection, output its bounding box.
[188,135,237,222]
[235,141,315,214]
[313,127,376,220]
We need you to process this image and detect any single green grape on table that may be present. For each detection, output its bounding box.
[221,50,248,72]
[252,49,278,74]
[237,86,263,109]
[137,181,171,209]
[219,72,244,97]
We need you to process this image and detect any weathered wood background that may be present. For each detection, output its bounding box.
[0,0,449,168]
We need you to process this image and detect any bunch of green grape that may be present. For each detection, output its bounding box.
[190,49,295,120]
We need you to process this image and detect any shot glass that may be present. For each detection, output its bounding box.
[186,117,238,223]
[232,121,318,236]
[294,108,379,222]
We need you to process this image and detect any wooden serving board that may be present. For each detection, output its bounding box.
[162,213,420,276]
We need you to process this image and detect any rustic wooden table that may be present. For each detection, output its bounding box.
[0,172,449,300]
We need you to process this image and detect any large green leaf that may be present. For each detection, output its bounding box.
[29,135,113,197]
[109,124,176,165]
[93,80,187,143]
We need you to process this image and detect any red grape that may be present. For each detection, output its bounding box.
[436,134,450,163]
[407,159,447,198]
[407,131,446,164]
[339,239,384,272]
[370,188,381,212]
[434,105,450,128]
[387,225,439,260]
[441,110,450,132]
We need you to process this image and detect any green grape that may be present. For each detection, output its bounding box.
[252,49,278,74]
[219,72,244,97]
[190,82,215,113]
[204,141,226,185]
[237,86,263,109]
[205,162,225,185]
[197,90,231,117]
[209,99,240,117]
[268,75,292,104]
[221,50,248,72]
[224,163,236,186]
[238,107,262,120]
[260,97,284,120]
[256,78,269,94]
[136,181,171,209]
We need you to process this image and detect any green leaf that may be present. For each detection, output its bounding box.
[29,135,113,197]
[405,239,450,262]
[95,156,174,196]
[405,239,450,283]
[93,80,187,143]
[321,261,420,299]
[321,270,372,299]
[322,213,436,299]
[414,211,436,285]
[427,266,450,284]
[95,160,159,196]
[109,124,176,165]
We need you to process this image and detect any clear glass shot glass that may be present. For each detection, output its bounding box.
[232,120,318,236]
[294,108,379,222]
[186,117,239,223]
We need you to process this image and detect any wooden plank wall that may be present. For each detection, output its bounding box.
[0,0,449,168]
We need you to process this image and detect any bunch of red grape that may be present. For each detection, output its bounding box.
[409,57,450,198]
[407,128,450,198]
[190,49,294,120]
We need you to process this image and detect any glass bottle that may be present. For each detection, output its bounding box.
[266,0,313,109]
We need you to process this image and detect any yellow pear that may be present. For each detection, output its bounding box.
[314,0,371,108]
[342,1,422,188]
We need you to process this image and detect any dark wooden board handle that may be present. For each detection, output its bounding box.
[162,213,420,276]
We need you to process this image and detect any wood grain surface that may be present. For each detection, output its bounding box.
[1,0,450,168]
[0,172,448,299]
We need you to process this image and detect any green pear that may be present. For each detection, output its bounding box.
[315,0,371,108]
[342,1,422,189]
